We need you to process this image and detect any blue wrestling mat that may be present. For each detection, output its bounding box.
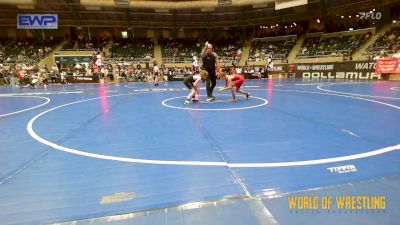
[0,79,399,225]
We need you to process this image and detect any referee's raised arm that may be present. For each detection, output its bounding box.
[200,41,209,58]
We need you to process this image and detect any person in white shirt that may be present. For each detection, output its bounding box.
[392,49,400,59]
[265,58,273,79]
[95,57,102,81]
[85,67,92,77]
[51,64,59,84]
[374,51,387,60]
[102,66,108,83]
[393,50,400,72]
[192,56,199,73]
[153,63,160,86]
[61,71,68,84]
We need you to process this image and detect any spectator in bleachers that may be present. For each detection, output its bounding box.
[249,38,296,61]
[297,33,368,59]
[374,51,388,60]
[392,49,400,58]
[2,38,62,65]
[109,38,154,65]
[367,27,400,58]
[160,38,202,63]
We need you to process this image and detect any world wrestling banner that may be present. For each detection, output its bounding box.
[375,59,400,74]
[294,61,381,80]
[167,61,381,81]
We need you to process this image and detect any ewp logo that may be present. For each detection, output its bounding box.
[17,14,58,29]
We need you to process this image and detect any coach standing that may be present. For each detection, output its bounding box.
[201,42,221,101]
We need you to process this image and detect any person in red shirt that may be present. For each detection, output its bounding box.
[219,73,250,101]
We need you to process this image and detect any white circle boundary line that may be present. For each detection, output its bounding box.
[27,89,400,167]
[0,96,50,118]
[162,96,268,111]
[317,84,400,100]
[390,87,400,92]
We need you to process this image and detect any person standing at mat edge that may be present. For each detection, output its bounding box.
[153,62,160,86]
[201,42,222,102]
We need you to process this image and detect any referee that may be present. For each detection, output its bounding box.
[201,42,221,101]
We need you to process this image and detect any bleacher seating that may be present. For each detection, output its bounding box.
[2,38,62,64]
[213,37,243,64]
[248,38,296,61]
[366,26,400,57]
[62,38,108,51]
[108,38,154,64]
[296,33,369,58]
[159,38,201,63]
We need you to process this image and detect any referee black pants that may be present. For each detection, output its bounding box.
[206,71,216,98]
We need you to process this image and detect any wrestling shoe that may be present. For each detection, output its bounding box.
[206,96,215,102]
